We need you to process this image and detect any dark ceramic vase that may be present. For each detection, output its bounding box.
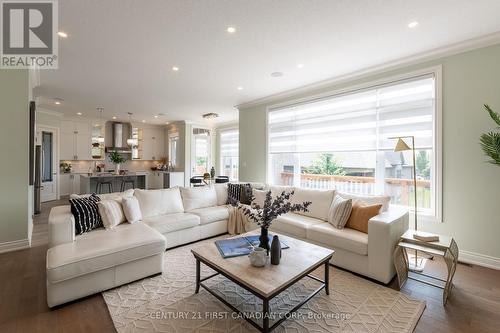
[259,227,269,254]
[271,235,281,265]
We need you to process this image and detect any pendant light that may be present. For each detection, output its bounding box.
[96,107,105,143]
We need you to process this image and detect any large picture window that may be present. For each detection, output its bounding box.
[268,71,440,220]
[219,128,239,181]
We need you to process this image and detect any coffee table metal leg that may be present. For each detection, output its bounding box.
[195,258,200,294]
[325,262,330,295]
[262,298,270,333]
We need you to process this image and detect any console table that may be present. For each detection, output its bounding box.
[393,230,459,305]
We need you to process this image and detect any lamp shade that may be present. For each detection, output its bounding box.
[393,138,411,152]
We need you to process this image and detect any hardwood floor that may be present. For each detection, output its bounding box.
[0,198,499,333]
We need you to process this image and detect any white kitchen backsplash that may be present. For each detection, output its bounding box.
[61,159,160,173]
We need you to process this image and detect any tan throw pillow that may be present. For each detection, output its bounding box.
[122,196,143,223]
[345,202,382,233]
[97,199,126,229]
[328,195,352,229]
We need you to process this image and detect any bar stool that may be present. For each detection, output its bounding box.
[215,176,229,184]
[120,177,135,192]
[96,177,114,194]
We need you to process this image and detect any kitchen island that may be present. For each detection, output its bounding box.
[80,173,148,194]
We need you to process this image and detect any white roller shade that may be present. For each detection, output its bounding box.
[220,128,239,158]
[269,75,435,154]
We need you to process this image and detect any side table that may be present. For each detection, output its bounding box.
[393,230,459,305]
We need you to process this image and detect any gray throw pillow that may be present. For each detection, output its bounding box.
[328,195,353,229]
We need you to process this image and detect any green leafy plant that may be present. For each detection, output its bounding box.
[301,153,345,175]
[108,151,126,165]
[480,104,500,166]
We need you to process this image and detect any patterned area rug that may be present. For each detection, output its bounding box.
[103,236,425,332]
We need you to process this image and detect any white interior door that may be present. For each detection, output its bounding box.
[37,126,59,202]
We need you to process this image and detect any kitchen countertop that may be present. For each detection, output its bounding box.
[80,172,149,178]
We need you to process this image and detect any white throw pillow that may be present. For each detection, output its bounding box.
[327,195,353,229]
[338,192,390,212]
[291,188,335,221]
[269,185,294,198]
[134,188,184,218]
[97,199,126,229]
[122,196,142,223]
[180,187,218,211]
[252,189,268,207]
[214,184,228,206]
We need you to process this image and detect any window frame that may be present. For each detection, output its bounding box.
[266,66,442,223]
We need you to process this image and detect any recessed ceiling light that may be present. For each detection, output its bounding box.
[112,116,117,120]
[172,66,179,71]
[297,64,304,69]
[165,122,170,125]
[76,112,82,116]
[408,21,419,29]
[237,86,243,91]
[142,120,146,123]
[57,31,68,38]
[154,115,158,119]
[54,101,61,105]
[271,71,283,78]
[226,26,236,33]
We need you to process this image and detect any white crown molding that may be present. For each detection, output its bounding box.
[0,238,30,254]
[237,31,500,110]
[37,108,64,117]
[459,250,500,271]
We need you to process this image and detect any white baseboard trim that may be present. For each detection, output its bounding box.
[459,250,500,270]
[0,238,30,254]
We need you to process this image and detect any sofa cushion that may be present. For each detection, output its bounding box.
[338,192,390,212]
[307,223,368,256]
[143,213,200,234]
[122,196,143,223]
[269,185,294,198]
[46,223,166,283]
[134,188,184,218]
[189,206,229,225]
[97,199,126,229]
[214,184,228,206]
[345,202,382,234]
[180,187,218,211]
[269,213,325,239]
[70,189,134,202]
[292,188,335,222]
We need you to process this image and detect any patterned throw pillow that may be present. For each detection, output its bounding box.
[97,199,126,229]
[227,183,252,205]
[328,195,353,229]
[69,194,103,235]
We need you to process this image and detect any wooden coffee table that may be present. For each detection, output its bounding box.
[191,231,334,333]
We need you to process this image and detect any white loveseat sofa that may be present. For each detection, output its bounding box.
[46,186,229,307]
[247,186,409,284]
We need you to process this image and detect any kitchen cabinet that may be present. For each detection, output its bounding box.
[60,173,82,196]
[147,171,164,189]
[142,128,165,160]
[60,120,91,160]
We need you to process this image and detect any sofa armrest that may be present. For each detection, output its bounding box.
[367,206,409,283]
[48,205,75,248]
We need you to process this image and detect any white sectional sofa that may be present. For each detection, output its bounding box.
[46,184,408,307]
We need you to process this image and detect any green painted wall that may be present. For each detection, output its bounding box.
[239,44,500,259]
[0,70,30,245]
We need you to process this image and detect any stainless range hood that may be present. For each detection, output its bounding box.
[105,121,132,153]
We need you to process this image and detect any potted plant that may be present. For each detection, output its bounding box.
[480,104,500,166]
[238,190,311,253]
[108,151,127,175]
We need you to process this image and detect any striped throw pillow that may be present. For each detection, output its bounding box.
[328,195,353,229]
[97,199,126,229]
[69,194,103,235]
[227,183,252,204]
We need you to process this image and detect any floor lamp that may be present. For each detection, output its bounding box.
[390,136,426,272]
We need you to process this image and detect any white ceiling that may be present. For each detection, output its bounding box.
[36,0,500,125]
